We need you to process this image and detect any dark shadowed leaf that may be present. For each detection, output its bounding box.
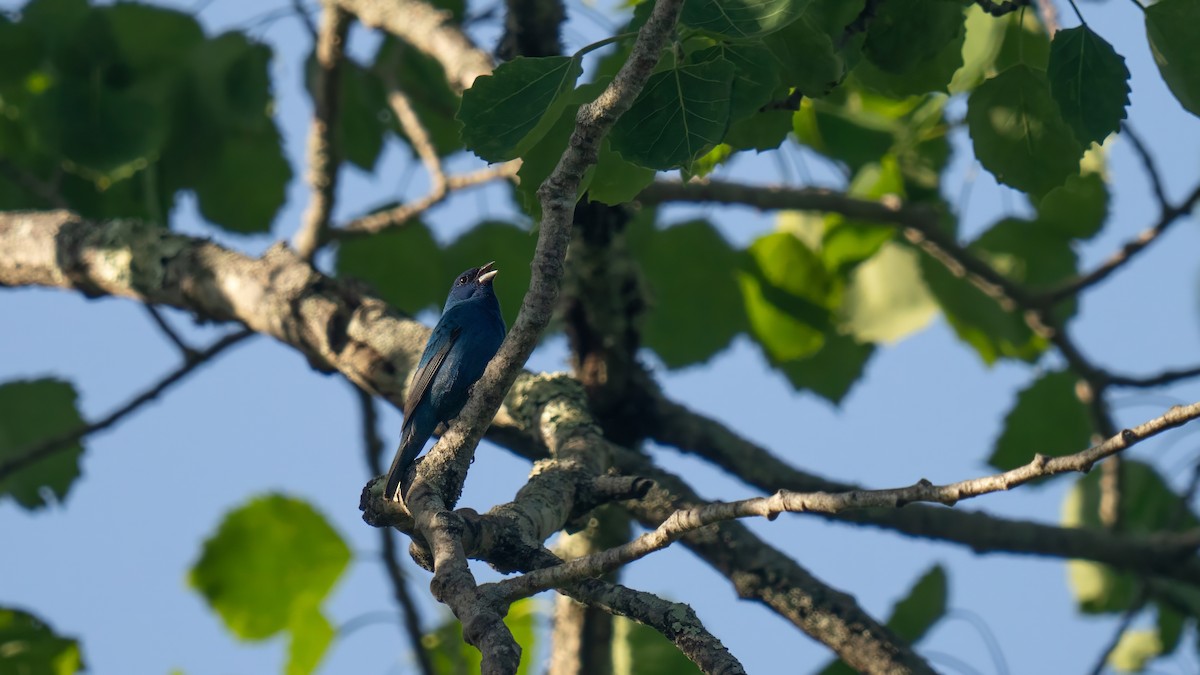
[104,2,203,73]
[724,108,793,151]
[763,16,842,97]
[189,33,273,133]
[990,370,1092,471]
[375,37,463,157]
[681,0,813,39]
[1145,0,1200,116]
[0,379,85,510]
[588,138,657,206]
[691,43,782,123]
[994,9,1050,72]
[967,65,1083,196]
[1048,26,1130,145]
[629,217,745,368]
[443,221,535,327]
[778,330,874,404]
[0,606,84,675]
[854,22,965,97]
[191,125,292,234]
[610,58,736,170]
[458,56,583,162]
[336,221,446,314]
[864,0,964,74]
[305,54,389,171]
[1037,172,1108,240]
[190,494,350,646]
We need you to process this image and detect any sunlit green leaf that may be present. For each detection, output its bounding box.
[458,56,583,162]
[949,4,1007,94]
[1048,26,1130,145]
[840,243,936,344]
[286,605,334,675]
[613,614,700,675]
[0,379,85,510]
[967,65,1083,196]
[425,599,540,675]
[0,606,84,675]
[190,494,350,641]
[738,232,833,363]
[1037,172,1108,240]
[1146,0,1200,116]
[588,138,657,206]
[610,59,736,170]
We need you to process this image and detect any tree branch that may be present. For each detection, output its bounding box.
[334,0,493,93]
[294,3,351,260]
[0,329,254,483]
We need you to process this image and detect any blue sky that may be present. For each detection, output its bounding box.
[2,0,1199,673]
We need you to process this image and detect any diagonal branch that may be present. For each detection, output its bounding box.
[294,3,351,260]
[0,329,254,483]
[357,387,434,675]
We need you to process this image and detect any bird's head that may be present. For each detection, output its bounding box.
[443,261,500,309]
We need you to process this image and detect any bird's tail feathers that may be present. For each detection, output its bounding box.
[384,426,420,501]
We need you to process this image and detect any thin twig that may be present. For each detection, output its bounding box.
[1041,181,1200,304]
[0,159,67,209]
[974,0,1032,16]
[1087,589,1150,675]
[143,305,197,358]
[1110,365,1200,389]
[291,0,318,38]
[357,387,435,675]
[0,329,254,483]
[336,163,519,238]
[493,402,1200,600]
[1122,124,1168,209]
[294,4,351,260]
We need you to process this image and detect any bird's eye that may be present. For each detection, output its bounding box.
[457,275,468,285]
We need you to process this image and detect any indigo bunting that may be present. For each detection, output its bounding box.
[384,262,506,500]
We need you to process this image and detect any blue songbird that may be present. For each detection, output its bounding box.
[384,262,506,500]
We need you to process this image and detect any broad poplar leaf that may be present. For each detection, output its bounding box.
[609,58,736,170]
[779,330,874,404]
[191,124,292,234]
[0,379,85,510]
[425,599,539,675]
[458,56,583,162]
[588,138,656,206]
[629,217,745,368]
[286,606,334,675]
[0,606,84,674]
[1146,0,1200,116]
[1048,26,1130,145]
[763,16,842,96]
[864,0,964,74]
[190,494,350,642]
[840,243,936,344]
[1037,172,1108,240]
[990,370,1092,471]
[691,44,782,122]
[336,221,446,314]
[738,232,832,363]
[681,0,813,39]
[966,65,1083,196]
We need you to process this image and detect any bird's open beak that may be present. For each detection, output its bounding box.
[477,261,499,285]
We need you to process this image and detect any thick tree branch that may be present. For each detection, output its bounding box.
[0,328,253,483]
[334,0,493,92]
[294,3,351,260]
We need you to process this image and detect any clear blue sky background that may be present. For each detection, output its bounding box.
[2,0,1199,673]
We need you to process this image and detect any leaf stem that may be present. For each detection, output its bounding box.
[573,31,638,59]
[1065,0,1086,25]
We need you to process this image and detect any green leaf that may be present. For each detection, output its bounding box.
[588,138,657,206]
[680,0,814,39]
[1108,629,1162,673]
[854,21,965,97]
[20,0,90,50]
[0,16,44,87]
[724,108,794,151]
[1048,26,1130,145]
[425,599,539,675]
[778,330,874,404]
[629,217,746,368]
[190,494,350,642]
[191,124,292,234]
[864,0,964,74]
[989,370,1092,471]
[0,606,84,675]
[28,78,166,184]
[820,157,904,272]
[887,565,948,643]
[840,243,937,344]
[458,56,583,162]
[738,232,833,363]
[103,2,204,73]
[949,5,1008,94]
[0,379,85,510]
[966,65,1084,196]
[1037,172,1108,240]
[793,99,896,170]
[188,33,274,134]
[1063,461,1198,614]
[610,58,736,170]
[692,43,782,122]
[443,221,535,327]
[613,614,701,675]
[306,54,389,171]
[970,217,1079,325]
[1146,0,1200,116]
[994,10,1050,72]
[335,221,446,314]
[286,605,334,675]
[763,17,843,97]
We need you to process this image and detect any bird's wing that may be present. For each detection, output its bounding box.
[402,323,462,423]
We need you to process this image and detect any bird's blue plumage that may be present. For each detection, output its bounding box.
[385,262,506,500]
